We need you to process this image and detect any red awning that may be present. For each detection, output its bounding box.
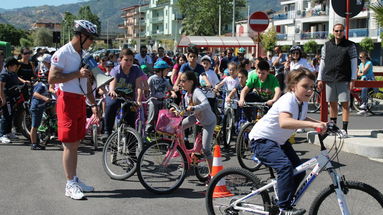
[177,36,256,48]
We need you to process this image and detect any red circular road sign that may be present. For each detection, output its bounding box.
[249,11,269,32]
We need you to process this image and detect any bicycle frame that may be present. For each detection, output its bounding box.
[161,125,204,169]
[231,149,351,215]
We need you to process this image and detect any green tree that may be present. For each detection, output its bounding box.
[19,38,33,48]
[32,28,53,47]
[61,12,77,44]
[359,37,374,54]
[370,2,383,46]
[281,45,291,52]
[260,28,277,52]
[303,40,318,54]
[78,6,101,35]
[177,0,246,36]
[0,24,28,46]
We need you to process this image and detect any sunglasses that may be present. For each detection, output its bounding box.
[334,30,344,33]
[292,51,300,55]
[180,79,188,83]
[23,52,31,55]
[359,56,365,58]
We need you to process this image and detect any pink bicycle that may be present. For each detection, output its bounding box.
[136,108,213,194]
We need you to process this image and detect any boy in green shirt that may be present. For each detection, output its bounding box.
[238,60,281,121]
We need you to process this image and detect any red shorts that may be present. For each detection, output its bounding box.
[56,90,86,143]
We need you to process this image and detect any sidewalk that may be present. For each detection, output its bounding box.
[307,129,383,161]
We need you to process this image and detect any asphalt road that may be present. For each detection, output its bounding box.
[1,131,383,215]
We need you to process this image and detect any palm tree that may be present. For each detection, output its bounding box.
[370,1,383,45]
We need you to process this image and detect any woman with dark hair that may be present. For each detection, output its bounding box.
[289,46,314,72]
[170,54,187,86]
[178,70,216,176]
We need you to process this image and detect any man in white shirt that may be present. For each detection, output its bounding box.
[134,45,153,67]
[48,20,99,200]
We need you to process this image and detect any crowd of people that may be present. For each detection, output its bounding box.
[0,20,377,215]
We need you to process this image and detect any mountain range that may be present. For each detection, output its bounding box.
[0,0,281,33]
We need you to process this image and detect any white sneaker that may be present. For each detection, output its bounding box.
[296,129,305,133]
[74,176,94,192]
[357,110,367,115]
[340,129,349,138]
[0,136,11,144]
[6,133,19,140]
[359,104,367,110]
[65,182,85,200]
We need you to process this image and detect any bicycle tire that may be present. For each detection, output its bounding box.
[206,167,272,215]
[309,180,383,215]
[102,126,143,180]
[194,158,210,182]
[222,108,234,148]
[92,125,98,151]
[236,122,262,171]
[137,140,188,194]
[367,91,383,115]
[308,91,321,113]
[21,109,32,139]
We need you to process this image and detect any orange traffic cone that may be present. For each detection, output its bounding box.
[211,145,234,198]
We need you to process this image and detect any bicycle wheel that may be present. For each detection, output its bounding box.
[102,126,143,180]
[367,91,383,115]
[206,167,272,215]
[21,108,32,139]
[236,122,262,171]
[222,108,234,148]
[92,125,98,151]
[194,156,210,182]
[308,91,321,113]
[137,140,188,194]
[309,180,383,215]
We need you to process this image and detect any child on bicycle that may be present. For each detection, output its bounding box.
[145,60,176,134]
[179,70,216,175]
[214,62,239,108]
[249,68,326,215]
[30,66,52,150]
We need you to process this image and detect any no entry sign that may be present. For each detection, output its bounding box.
[249,11,269,32]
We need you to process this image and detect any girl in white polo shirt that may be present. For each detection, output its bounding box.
[248,68,326,215]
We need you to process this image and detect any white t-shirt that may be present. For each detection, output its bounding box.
[221,76,239,92]
[134,53,153,66]
[290,58,315,72]
[249,92,308,145]
[200,69,220,98]
[51,42,87,95]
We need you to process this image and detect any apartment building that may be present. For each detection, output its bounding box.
[118,3,148,50]
[145,0,183,50]
[273,0,382,64]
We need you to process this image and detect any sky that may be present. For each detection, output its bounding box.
[2,0,88,10]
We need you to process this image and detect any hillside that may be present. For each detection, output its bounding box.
[0,0,281,33]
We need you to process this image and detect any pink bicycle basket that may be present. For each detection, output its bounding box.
[155,109,183,135]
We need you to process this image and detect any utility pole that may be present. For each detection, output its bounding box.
[232,0,236,36]
[219,0,221,36]
[107,19,109,48]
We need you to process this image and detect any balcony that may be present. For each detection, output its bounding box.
[300,31,328,40]
[152,30,164,35]
[118,24,127,29]
[349,28,368,37]
[277,34,288,41]
[156,0,170,7]
[300,9,328,18]
[151,16,164,23]
[272,11,296,20]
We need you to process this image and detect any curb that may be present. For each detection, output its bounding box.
[307,130,383,160]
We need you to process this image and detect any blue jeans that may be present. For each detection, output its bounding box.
[104,95,136,136]
[360,77,377,105]
[251,139,305,209]
[0,102,14,137]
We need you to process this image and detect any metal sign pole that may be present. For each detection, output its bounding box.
[346,0,350,39]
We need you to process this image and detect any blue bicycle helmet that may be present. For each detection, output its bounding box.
[154,60,169,69]
[238,47,246,54]
[290,45,302,54]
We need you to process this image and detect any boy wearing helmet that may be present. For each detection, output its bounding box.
[145,60,176,133]
[48,20,99,200]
